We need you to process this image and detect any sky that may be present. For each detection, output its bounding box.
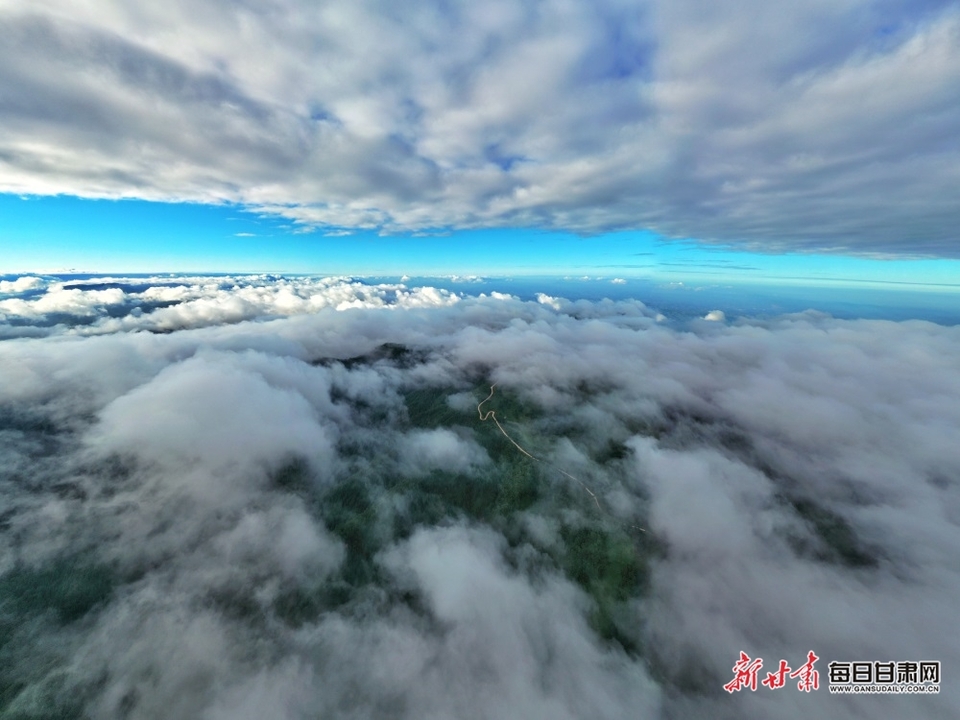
[1,0,959,284]
[3,195,960,293]
[2,4,960,715]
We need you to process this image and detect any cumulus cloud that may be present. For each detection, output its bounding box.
[0,275,462,337]
[7,286,124,314]
[1,1,958,255]
[0,276,43,293]
[0,275,958,719]
[88,351,338,475]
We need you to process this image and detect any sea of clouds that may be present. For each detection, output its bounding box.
[1,275,958,719]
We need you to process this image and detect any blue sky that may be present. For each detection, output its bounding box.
[1,1,958,288]
[3,195,959,292]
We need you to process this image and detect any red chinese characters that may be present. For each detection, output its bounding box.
[790,651,820,692]
[726,651,820,692]
[724,652,764,693]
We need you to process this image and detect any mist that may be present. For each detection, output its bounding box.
[1,275,957,719]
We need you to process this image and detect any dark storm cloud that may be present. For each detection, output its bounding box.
[1,1,959,254]
[1,275,958,718]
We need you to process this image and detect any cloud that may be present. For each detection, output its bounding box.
[0,275,959,718]
[88,351,338,475]
[0,275,464,336]
[703,309,726,321]
[374,526,662,719]
[397,427,491,477]
[0,286,126,319]
[0,2,958,255]
[0,276,44,293]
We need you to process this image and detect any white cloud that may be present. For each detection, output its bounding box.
[0,275,463,336]
[0,286,125,318]
[88,351,337,476]
[536,292,564,310]
[1,277,959,718]
[397,428,491,476]
[0,276,44,293]
[375,526,662,719]
[0,1,957,254]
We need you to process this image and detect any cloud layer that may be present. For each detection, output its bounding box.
[1,275,958,718]
[0,275,461,338]
[1,1,959,255]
